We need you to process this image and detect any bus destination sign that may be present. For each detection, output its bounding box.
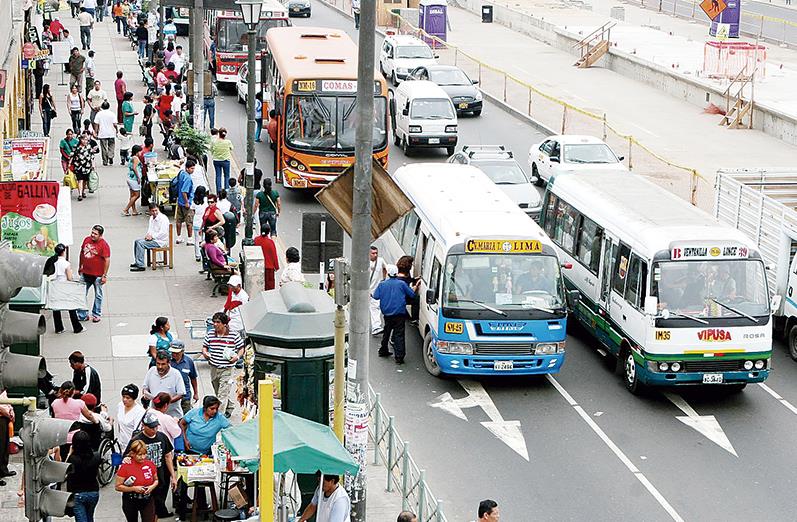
[294,79,382,94]
[465,239,543,254]
[670,244,749,260]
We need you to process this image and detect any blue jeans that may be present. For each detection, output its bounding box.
[255,119,263,141]
[134,239,161,268]
[42,110,52,136]
[193,226,202,259]
[73,491,99,522]
[204,98,216,128]
[259,211,277,236]
[77,275,104,320]
[213,159,230,193]
[138,40,147,58]
[96,4,105,21]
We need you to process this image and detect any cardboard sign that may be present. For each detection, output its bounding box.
[0,181,60,255]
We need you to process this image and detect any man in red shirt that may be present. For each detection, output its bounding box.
[253,223,279,290]
[114,70,127,123]
[78,224,111,322]
[48,18,65,40]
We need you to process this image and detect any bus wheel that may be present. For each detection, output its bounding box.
[423,333,442,377]
[622,348,642,395]
[394,130,401,147]
[401,136,411,156]
[788,324,797,361]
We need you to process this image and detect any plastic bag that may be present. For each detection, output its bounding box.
[63,170,78,190]
[88,169,99,193]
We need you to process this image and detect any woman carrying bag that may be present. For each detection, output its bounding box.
[39,84,57,137]
[70,133,95,201]
[49,243,85,334]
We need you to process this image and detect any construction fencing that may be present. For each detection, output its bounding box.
[390,13,709,206]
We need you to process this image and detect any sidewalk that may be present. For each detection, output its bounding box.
[4,5,402,521]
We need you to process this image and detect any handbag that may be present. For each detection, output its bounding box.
[139,124,147,137]
[63,170,78,190]
[88,169,99,192]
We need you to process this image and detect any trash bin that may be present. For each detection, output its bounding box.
[482,4,493,23]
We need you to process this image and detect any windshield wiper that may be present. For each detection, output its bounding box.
[708,298,760,323]
[456,299,507,316]
[665,310,709,325]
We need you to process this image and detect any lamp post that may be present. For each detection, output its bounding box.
[236,0,263,246]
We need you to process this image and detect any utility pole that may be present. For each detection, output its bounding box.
[191,0,205,130]
[346,0,377,518]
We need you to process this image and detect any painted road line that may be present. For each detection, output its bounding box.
[546,375,684,522]
[758,382,797,416]
[430,380,530,461]
[663,392,737,457]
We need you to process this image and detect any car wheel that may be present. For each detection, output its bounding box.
[788,324,797,361]
[472,109,482,116]
[423,333,442,377]
[393,130,401,147]
[532,164,544,187]
[446,146,455,156]
[402,136,410,156]
[623,347,643,395]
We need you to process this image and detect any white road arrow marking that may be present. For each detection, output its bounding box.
[429,380,529,461]
[663,392,737,457]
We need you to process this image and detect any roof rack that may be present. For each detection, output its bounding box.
[461,145,513,159]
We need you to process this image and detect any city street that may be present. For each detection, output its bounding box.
[216,2,797,520]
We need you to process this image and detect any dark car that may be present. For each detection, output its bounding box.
[407,65,482,116]
[286,0,311,17]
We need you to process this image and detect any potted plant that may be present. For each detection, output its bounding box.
[174,124,211,165]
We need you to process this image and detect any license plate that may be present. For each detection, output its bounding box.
[428,138,440,144]
[291,178,308,188]
[494,360,513,371]
[702,373,723,384]
[458,102,468,109]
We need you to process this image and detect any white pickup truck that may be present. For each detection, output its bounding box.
[715,168,797,357]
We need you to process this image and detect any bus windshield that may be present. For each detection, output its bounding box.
[217,18,287,52]
[443,254,564,312]
[653,259,769,319]
[285,95,387,152]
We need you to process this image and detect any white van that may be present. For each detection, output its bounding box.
[390,80,458,156]
[379,34,438,85]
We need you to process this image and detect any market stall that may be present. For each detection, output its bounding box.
[146,154,180,209]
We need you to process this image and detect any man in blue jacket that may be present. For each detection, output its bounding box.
[373,264,420,364]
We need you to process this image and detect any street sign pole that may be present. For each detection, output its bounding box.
[191,0,205,130]
[347,0,377,518]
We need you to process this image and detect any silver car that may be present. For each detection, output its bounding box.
[448,145,542,219]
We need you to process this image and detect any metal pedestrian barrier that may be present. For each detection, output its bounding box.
[368,386,448,522]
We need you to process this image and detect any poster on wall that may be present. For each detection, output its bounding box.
[0,138,50,182]
[0,181,60,255]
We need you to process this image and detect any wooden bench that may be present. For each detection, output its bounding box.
[146,224,174,269]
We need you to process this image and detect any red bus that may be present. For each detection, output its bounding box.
[204,0,290,84]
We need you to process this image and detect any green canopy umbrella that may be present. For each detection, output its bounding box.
[221,410,359,476]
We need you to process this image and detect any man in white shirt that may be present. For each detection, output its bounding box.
[168,46,187,76]
[298,475,351,522]
[222,275,249,333]
[131,204,170,271]
[369,245,386,335]
[94,101,117,166]
[78,8,94,50]
[86,80,108,131]
[141,350,186,418]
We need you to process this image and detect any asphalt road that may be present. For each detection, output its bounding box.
[213,3,797,520]
[655,0,797,45]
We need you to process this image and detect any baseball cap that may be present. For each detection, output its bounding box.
[228,275,242,287]
[142,412,160,428]
[170,339,185,353]
[386,264,398,277]
[81,393,97,408]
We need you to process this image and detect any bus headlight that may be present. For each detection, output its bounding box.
[754,360,766,370]
[445,125,457,133]
[535,342,564,355]
[670,362,681,372]
[436,341,473,355]
[287,158,308,172]
[409,125,422,133]
[743,360,754,370]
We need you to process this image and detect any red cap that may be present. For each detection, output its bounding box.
[82,393,97,408]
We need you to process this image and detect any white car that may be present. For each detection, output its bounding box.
[236,62,262,104]
[529,134,627,186]
[379,34,438,85]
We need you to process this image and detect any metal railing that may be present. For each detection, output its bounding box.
[368,386,448,522]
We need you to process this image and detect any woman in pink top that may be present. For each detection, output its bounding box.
[151,392,182,446]
[51,381,96,459]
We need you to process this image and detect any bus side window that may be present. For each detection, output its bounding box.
[429,258,442,303]
[400,211,420,255]
[542,192,557,238]
[415,234,428,275]
[390,214,407,246]
[623,255,647,309]
[555,199,579,254]
[576,216,603,274]
[612,243,632,295]
[422,237,436,282]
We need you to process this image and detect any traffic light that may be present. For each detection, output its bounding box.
[20,414,76,520]
[0,241,53,347]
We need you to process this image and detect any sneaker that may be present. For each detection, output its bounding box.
[372,328,383,336]
[130,266,145,272]
[186,239,194,246]
[176,238,184,244]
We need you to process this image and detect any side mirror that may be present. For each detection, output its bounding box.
[550,156,560,163]
[402,107,409,116]
[472,79,479,85]
[426,289,437,305]
[567,289,580,308]
[771,295,783,313]
[434,54,440,59]
[643,296,658,315]
[617,156,625,161]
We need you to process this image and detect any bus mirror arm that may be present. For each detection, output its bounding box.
[426,289,437,305]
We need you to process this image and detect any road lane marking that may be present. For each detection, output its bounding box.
[663,392,737,457]
[546,375,684,522]
[757,382,797,416]
[429,380,530,461]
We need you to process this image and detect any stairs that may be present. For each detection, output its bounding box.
[573,22,616,69]
[719,67,756,129]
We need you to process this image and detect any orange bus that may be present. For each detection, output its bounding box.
[265,27,389,189]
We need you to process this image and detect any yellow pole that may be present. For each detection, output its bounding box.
[333,305,346,442]
[259,380,274,521]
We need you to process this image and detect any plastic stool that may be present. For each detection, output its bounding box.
[214,509,240,522]
[190,481,219,522]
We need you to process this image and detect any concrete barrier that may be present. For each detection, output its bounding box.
[450,0,797,146]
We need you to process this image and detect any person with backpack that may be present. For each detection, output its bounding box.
[173,159,196,245]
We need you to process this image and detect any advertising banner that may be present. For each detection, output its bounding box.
[0,181,60,255]
[0,138,50,181]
